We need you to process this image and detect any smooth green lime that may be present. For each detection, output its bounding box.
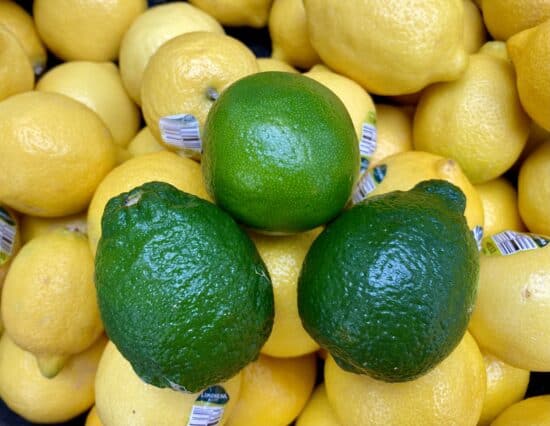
[202,71,359,234]
[95,181,274,393]
[298,180,479,382]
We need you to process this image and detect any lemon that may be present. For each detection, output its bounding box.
[269,0,320,69]
[0,333,106,424]
[463,0,486,53]
[475,178,525,237]
[469,237,550,371]
[119,2,224,106]
[257,57,298,73]
[367,151,484,231]
[0,25,33,101]
[508,21,550,131]
[414,53,530,184]
[0,205,20,289]
[518,142,550,235]
[369,104,413,165]
[34,0,146,62]
[0,91,116,217]
[492,395,550,426]
[127,127,166,157]
[296,384,341,426]
[304,64,376,139]
[478,350,530,426]
[479,41,510,61]
[2,229,103,377]
[324,332,485,426]
[95,341,242,426]
[482,0,550,41]
[141,31,258,148]
[251,229,321,358]
[226,354,316,426]
[21,212,87,244]
[303,0,468,95]
[87,151,210,256]
[0,0,47,74]
[36,61,140,148]
[189,0,273,28]
[85,406,103,426]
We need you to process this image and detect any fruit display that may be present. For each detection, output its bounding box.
[1,1,550,425]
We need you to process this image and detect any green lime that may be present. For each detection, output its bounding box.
[202,71,359,234]
[298,180,479,382]
[95,181,274,393]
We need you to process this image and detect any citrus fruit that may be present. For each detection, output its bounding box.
[257,57,298,73]
[188,0,273,28]
[463,0,486,53]
[127,127,166,157]
[296,384,341,426]
[85,406,102,426]
[492,395,550,426]
[369,104,413,165]
[479,40,510,61]
[0,25,33,101]
[303,0,468,95]
[95,341,242,426]
[298,180,479,381]
[20,212,87,244]
[0,91,115,217]
[95,182,274,392]
[202,71,359,233]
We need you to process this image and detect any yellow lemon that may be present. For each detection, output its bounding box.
[369,104,413,165]
[324,332,486,426]
[127,127,166,158]
[475,178,525,237]
[413,53,530,184]
[257,57,298,73]
[36,61,140,148]
[189,0,273,28]
[2,229,103,377]
[119,2,224,105]
[251,229,321,358]
[21,212,87,244]
[508,21,550,132]
[518,142,550,235]
[34,0,146,62]
[492,395,550,426]
[0,91,116,217]
[0,25,33,101]
[478,350,530,426]
[0,333,107,424]
[95,341,241,426]
[87,151,210,256]
[269,0,320,69]
[0,205,20,289]
[0,0,46,74]
[85,406,103,426]
[479,41,510,61]
[463,0,486,53]
[303,0,468,95]
[296,384,341,426]
[141,31,258,148]
[226,354,316,426]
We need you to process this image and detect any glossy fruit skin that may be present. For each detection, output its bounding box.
[202,71,359,234]
[95,182,274,392]
[298,180,479,382]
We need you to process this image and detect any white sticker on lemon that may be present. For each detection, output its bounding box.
[0,207,16,265]
[159,114,202,155]
[359,111,377,173]
[352,164,387,204]
[186,385,229,426]
[481,230,550,256]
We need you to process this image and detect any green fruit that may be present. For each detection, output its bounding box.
[95,182,274,392]
[202,71,359,234]
[298,180,479,382]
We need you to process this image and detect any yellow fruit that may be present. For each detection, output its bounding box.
[36,61,140,148]
[478,350,530,426]
[482,0,550,41]
[141,31,258,147]
[303,0,468,95]
[0,25,33,101]
[251,229,321,358]
[463,0,486,53]
[85,406,103,426]
[414,53,530,184]
[189,0,273,28]
[369,104,413,165]
[95,341,241,426]
[2,229,103,377]
[475,178,525,237]
[127,127,166,157]
[479,41,510,61]
[257,57,298,73]
[226,354,316,426]
[508,21,550,131]
[492,395,550,426]
[87,151,210,256]
[0,333,106,424]
[296,384,341,426]
[368,151,484,231]
[324,332,486,426]
[21,212,87,244]
[0,91,116,217]
[119,2,224,106]
[0,0,46,74]
[33,0,146,61]
[518,142,550,235]
[269,0,320,69]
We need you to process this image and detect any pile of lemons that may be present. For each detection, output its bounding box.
[0,0,550,425]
